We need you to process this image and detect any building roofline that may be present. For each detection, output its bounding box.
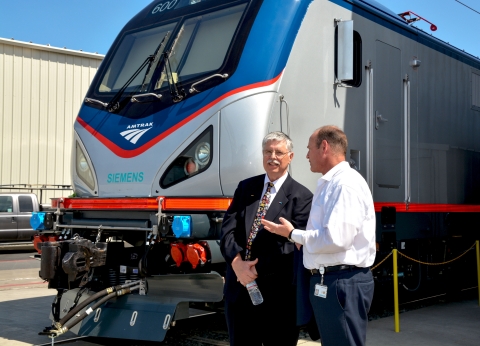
[0,37,105,60]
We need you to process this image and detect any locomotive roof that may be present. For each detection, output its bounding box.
[347,0,480,68]
[111,0,480,70]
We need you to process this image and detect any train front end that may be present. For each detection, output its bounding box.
[34,0,311,342]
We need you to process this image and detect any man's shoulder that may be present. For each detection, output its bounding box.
[334,166,372,196]
[338,165,366,183]
[237,174,265,189]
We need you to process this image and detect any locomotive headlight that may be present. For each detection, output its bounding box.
[195,142,210,166]
[160,126,213,188]
[79,154,89,173]
[76,143,96,190]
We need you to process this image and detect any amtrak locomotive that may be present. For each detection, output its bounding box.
[33,0,480,341]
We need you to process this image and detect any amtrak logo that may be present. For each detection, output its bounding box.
[120,122,153,144]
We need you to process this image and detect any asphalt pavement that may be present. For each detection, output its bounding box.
[1,250,479,346]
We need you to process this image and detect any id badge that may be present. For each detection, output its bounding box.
[314,283,328,298]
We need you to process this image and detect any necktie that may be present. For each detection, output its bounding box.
[245,182,274,260]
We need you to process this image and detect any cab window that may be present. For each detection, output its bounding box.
[0,196,14,213]
[18,196,34,213]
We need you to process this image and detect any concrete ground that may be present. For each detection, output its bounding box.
[2,286,479,346]
[1,252,479,346]
[366,298,480,346]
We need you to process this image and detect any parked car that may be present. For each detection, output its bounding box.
[0,193,41,242]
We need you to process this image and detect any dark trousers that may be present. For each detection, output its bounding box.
[224,277,299,346]
[309,267,374,346]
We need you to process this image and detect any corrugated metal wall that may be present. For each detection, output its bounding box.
[0,38,104,203]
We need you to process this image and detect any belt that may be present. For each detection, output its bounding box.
[309,265,358,275]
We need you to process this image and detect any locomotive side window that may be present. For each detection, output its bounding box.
[348,31,362,87]
[335,26,362,88]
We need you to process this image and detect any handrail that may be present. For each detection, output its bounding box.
[189,73,228,94]
[372,241,479,333]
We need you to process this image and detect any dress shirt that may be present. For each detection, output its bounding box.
[262,172,289,208]
[290,161,376,269]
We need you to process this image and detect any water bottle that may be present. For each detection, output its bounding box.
[246,280,263,305]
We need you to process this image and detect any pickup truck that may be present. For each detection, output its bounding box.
[0,193,42,242]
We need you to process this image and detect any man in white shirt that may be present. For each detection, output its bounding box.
[262,125,376,346]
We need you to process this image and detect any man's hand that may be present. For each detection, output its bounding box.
[232,254,258,286]
[261,217,293,238]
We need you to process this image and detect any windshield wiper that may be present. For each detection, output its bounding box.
[162,50,186,103]
[106,32,171,112]
[156,25,187,103]
[140,31,171,92]
[105,55,154,112]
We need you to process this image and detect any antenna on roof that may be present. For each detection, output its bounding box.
[398,11,437,31]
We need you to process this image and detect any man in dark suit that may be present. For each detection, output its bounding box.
[262,126,376,346]
[220,132,313,346]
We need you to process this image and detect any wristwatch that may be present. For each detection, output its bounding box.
[287,229,295,243]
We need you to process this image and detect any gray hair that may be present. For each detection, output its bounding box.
[262,131,293,152]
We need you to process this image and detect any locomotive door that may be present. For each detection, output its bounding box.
[372,41,403,202]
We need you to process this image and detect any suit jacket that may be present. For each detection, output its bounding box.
[220,173,313,303]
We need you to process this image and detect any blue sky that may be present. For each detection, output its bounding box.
[0,0,479,58]
[0,0,152,54]
[379,0,480,58]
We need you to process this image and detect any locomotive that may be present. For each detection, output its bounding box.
[32,0,480,341]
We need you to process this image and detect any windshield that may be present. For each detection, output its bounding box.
[99,23,177,93]
[97,3,247,95]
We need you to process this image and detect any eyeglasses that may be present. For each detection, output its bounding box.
[263,150,290,159]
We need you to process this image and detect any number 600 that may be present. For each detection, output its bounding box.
[152,0,178,14]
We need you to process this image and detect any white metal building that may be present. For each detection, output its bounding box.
[0,37,104,203]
